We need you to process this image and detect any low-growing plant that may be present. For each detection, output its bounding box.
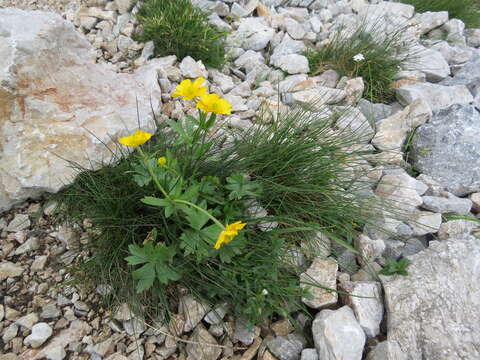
[305,18,413,104]
[52,78,388,325]
[135,0,227,68]
[398,0,480,28]
[379,258,411,276]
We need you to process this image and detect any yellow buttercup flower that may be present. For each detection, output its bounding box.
[172,77,208,100]
[158,157,167,166]
[118,130,152,147]
[214,221,246,250]
[196,94,232,115]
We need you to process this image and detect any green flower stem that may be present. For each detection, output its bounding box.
[137,148,171,201]
[173,199,225,229]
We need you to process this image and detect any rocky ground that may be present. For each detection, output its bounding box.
[1,0,480,359]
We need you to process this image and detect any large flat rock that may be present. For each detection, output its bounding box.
[411,104,480,196]
[382,237,480,359]
[0,8,164,211]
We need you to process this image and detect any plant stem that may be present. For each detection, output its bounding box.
[137,148,171,201]
[174,199,225,229]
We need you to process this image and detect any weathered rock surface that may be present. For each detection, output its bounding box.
[372,98,431,155]
[411,104,480,196]
[186,323,221,360]
[300,258,338,309]
[381,238,480,359]
[339,281,383,338]
[365,340,407,360]
[312,306,365,360]
[0,8,162,211]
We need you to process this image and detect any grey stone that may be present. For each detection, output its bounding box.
[340,281,383,338]
[430,42,474,65]
[270,34,306,66]
[381,238,480,359]
[44,345,67,360]
[437,220,478,241]
[0,9,161,212]
[300,258,338,309]
[411,104,480,196]
[179,295,210,333]
[85,337,115,357]
[372,98,431,155]
[301,348,318,360]
[24,323,53,348]
[204,303,228,325]
[7,214,30,232]
[2,323,18,343]
[375,172,423,212]
[41,304,61,320]
[441,54,480,97]
[289,87,347,106]
[442,19,466,44]
[284,17,306,40]
[412,11,448,36]
[179,56,207,78]
[312,306,366,360]
[358,99,392,122]
[14,237,40,255]
[0,262,24,280]
[407,45,450,82]
[234,50,265,73]
[234,317,258,346]
[16,313,39,329]
[21,320,91,359]
[266,333,307,360]
[186,323,221,360]
[408,211,442,236]
[355,234,385,266]
[422,194,472,214]
[229,18,275,51]
[466,29,480,47]
[470,192,480,212]
[123,317,146,337]
[275,54,310,74]
[365,340,407,360]
[396,83,473,111]
[207,12,231,31]
[115,0,135,14]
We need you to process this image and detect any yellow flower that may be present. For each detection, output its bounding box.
[196,94,232,115]
[118,130,152,147]
[172,77,208,100]
[214,221,246,250]
[158,156,167,166]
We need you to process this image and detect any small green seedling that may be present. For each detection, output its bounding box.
[379,258,411,276]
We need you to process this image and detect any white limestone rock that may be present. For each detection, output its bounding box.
[312,306,366,360]
[24,323,53,348]
[381,238,480,359]
[372,98,431,154]
[0,8,162,212]
[340,281,383,338]
[300,258,338,309]
[395,83,473,111]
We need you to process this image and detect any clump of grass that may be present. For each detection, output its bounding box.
[399,0,480,28]
[135,0,227,68]
[52,101,385,326]
[305,19,413,104]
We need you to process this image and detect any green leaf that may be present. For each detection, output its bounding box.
[379,258,411,276]
[225,173,261,200]
[132,263,155,293]
[181,203,211,230]
[141,197,170,207]
[156,264,181,284]
[126,243,179,292]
